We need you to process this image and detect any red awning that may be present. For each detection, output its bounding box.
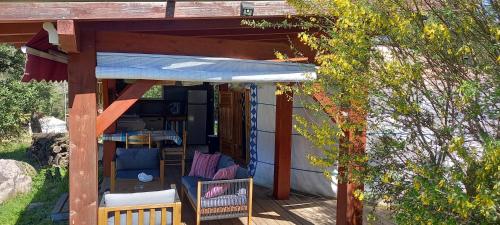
[22,30,67,82]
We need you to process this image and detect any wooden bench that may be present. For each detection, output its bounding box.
[98,184,181,225]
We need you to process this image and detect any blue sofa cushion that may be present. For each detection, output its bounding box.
[181,176,211,192]
[215,154,249,178]
[182,175,249,208]
[235,167,249,179]
[115,148,160,170]
[116,169,160,179]
[107,209,172,225]
[181,176,211,203]
[216,154,235,171]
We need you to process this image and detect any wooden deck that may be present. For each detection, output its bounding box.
[183,184,335,225]
[102,162,393,225]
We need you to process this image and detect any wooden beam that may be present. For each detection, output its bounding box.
[0,1,295,22]
[96,32,293,60]
[0,34,32,43]
[96,80,155,137]
[197,33,294,41]
[269,57,309,63]
[81,17,295,32]
[147,29,300,40]
[273,89,293,200]
[345,107,366,225]
[346,127,365,225]
[57,20,79,53]
[67,30,98,225]
[337,134,349,225]
[311,83,343,124]
[0,23,41,36]
[310,84,366,225]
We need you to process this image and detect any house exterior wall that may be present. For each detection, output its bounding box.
[250,83,337,197]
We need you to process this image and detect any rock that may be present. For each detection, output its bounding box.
[0,159,36,204]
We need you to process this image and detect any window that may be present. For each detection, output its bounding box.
[142,85,163,99]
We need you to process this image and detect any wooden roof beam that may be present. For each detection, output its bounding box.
[0,23,41,36]
[0,1,295,22]
[57,20,79,53]
[0,34,33,43]
[80,17,299,32]
[96,31,295,60]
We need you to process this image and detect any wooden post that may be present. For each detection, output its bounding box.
[336,135,349,225]
[338,116,366,225]
[102,79,116,177]
[273,89,293,200]
[67,29,98,225]
[311,84,366,225]
[347,127,366,225]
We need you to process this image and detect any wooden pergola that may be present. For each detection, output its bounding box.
[0,1,365,225]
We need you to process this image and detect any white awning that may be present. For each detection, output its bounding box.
[96,52,316,83]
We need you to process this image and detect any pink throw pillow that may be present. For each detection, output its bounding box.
[188,151,221,179]
[204,164,239,198]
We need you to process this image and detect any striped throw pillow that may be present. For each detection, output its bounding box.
[188,151,221,179]
[204,164,239,198]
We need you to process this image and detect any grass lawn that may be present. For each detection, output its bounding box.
[0,140,68,225]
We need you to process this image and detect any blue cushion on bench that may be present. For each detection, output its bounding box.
[181,176,210,203]
[216,154,235,170]
[115,148,160,170]
[235,167,249,179]
[116,169,160,179]
[182,175,249,208]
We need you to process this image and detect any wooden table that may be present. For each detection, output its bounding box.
[114,178,164,193]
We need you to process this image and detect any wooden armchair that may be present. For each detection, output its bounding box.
[98,184,181,225]
[181,155,253,225]
[111,147,164,192]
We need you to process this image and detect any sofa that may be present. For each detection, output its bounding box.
[110,148,165,192]
[98,185,181,225]
[181,154,253,225]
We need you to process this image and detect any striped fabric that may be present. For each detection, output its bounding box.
[204,165,239,198]
[188,151,221,179]
[101,130,182,145]
[201,194,248,208]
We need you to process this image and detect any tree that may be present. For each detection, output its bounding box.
[251,0,499,224]
[0,44,65,140]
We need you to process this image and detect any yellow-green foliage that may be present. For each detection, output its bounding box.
[262,0,500,224]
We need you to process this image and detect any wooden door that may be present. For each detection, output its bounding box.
[218,90,243,161]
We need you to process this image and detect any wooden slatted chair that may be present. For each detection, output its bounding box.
[162,121,187,176]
